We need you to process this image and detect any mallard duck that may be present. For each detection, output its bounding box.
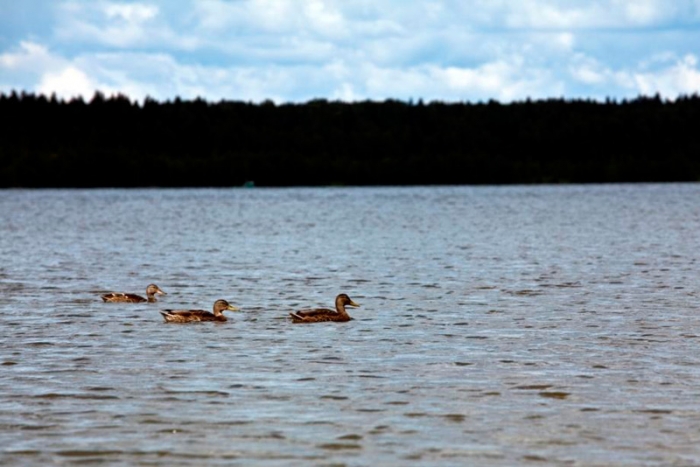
[289,294,360,323]
[160,299,240,323]
[101,284,166,303]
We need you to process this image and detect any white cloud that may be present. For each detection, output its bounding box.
[621,0,663,25]
[350,56,560,102]
[567,52,700,99]
[37,66,98,99]
[104,3,158,22]
[191,0,403,48]
[466,0,691,29]
[442,62,514,93]
[304,0,345,37]
[0,41,62,71]
[569,55,610,85]
[0,41,126,100]
[55,1,201,50]
[503,3,592,29]
[633,54,700,98]
[193,0,315,34]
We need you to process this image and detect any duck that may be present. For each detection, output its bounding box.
[101,284,166,303]
[160,299,240,323]
[289,293,360,323]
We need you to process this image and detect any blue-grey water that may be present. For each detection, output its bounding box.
[1,184,700,466]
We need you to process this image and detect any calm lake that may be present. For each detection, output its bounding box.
[1,184,700,466]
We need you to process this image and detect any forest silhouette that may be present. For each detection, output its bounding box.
[1,90,699,188]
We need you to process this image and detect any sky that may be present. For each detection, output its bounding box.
[1,0,700,104]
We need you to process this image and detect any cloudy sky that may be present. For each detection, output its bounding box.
[2,0,700,103]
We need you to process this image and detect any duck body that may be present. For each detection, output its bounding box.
[289,309,352,323]
[290,294,360,323]
[160,299,240,323]
[101,284,166,303]
[160,310,227,323]
[101,292,149,303]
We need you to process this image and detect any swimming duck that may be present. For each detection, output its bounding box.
[289,294,360,323]
[101,284,166,303]
[160,299,240,323]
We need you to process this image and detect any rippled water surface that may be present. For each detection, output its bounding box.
[2,184,700,466]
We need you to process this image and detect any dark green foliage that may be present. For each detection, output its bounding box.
[1,91,699,187]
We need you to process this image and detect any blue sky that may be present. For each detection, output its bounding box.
[2,0,700,103]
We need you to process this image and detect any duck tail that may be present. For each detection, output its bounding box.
[289,312,303,321]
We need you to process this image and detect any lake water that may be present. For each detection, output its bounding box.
[1,184,700,466]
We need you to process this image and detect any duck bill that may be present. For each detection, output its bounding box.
[227,305,241,312]
[348,300,360,308]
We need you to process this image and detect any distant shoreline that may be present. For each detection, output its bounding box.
[2,91,699,188]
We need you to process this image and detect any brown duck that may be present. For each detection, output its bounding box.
[289,294,360,323]
[160,299,240,323]
[101,284,166,303]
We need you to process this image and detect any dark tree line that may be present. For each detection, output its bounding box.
[1,90,699,187]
